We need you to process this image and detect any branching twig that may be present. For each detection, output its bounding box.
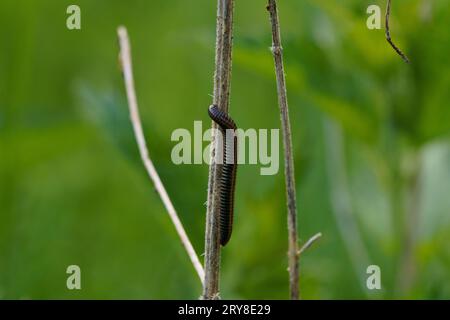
[202,0,235,300]
[298,233,322,256]
[386,0,410,63]
[267,0,300,300]
[117,26,205,285]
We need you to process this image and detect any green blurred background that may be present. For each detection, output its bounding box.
[1,0,449,299]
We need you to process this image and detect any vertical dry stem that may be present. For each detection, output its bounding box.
[267,0,300,300]
[202,0,235,300]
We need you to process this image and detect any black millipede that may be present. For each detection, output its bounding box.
[208,104,237,246]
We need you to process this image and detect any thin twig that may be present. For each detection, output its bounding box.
[117,26,205,285]
[386,0,410,63]
[298,233,322,256]
[267,0,300,300]
[202,0,235,300]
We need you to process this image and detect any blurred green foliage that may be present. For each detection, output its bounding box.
[0,0,449,299]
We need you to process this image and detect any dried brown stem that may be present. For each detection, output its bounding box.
[202,0,235,300]
[386,0,410,63]
[267,0,300,300]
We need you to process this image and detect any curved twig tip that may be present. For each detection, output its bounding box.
[298,233,322,256]
[385,0,410,63]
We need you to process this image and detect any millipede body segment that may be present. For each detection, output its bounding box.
[208,105,237,246]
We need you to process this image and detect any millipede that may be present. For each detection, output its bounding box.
[208,104,237,246]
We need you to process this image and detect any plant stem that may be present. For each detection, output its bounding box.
[385,0,410,63]
[202,0,235,300]
[298,233,322,256]
[267,0,300,300]
[117,26,205,286]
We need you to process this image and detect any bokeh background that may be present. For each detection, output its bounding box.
[1,0,449,299]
